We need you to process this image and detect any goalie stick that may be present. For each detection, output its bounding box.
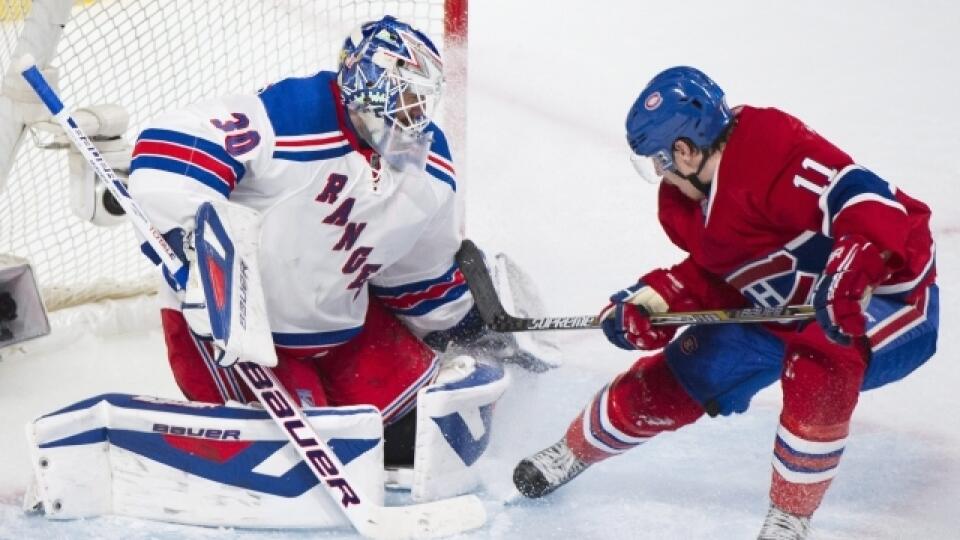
[20,56,486,539]
[455,239,815,333]
[17,55,188,288]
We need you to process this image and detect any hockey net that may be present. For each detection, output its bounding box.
[0,0,466,315]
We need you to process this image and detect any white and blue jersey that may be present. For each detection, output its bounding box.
[128,71,470,358]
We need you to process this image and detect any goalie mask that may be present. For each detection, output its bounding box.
[338,16,444,172]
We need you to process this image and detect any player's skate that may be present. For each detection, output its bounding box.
[513,438,589,498]
[757,504,811,540]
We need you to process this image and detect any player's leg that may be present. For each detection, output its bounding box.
[512,351,705,498]
[160,294,328,406]
[760,324,866,540]
[763,285,939,537]
[161,307,249,403]
[316,298,439,466]
[514,323,785,498]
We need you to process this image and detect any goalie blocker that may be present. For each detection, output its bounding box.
[24,357,508,529]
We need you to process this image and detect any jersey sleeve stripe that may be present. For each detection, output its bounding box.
[275,133,348,147]
[273,147,352,162]
[818,165,906,236]
[832,193,906,225]
[133,140,240,190]
[137,128,245,180]
[426,153,456,191]
[130,156,232,198]
[273,132,351,161]
[427,153,455,175]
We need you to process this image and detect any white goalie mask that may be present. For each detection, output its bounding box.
[338,16,444,172]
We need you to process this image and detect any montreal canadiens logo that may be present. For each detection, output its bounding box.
[644,91,663,111]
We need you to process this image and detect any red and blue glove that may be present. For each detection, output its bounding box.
[813,235,889,345]
[599,269,695,351]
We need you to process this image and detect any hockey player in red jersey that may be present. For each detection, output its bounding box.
[512,66,938,539]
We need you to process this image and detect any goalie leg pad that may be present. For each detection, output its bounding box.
[25,393,384,529]
[411,355,510,502]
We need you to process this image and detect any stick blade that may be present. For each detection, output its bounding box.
[360,494,487,539]
[455,239,507,325]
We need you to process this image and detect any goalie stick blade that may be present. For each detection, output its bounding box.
[360,494,487,539]
[456,239,600,332]
[455,239,513,327]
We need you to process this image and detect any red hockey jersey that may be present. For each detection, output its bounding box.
[657,106,935,309]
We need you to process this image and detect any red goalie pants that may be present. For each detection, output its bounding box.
[565,323,867,517]
[160,299,438,425]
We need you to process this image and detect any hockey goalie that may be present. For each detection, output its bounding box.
[21,15,552,533]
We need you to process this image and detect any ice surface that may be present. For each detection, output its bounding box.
[2,0,959,538]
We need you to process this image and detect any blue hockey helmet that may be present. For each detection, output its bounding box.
[625,66,732,182]
[338,15,443,167]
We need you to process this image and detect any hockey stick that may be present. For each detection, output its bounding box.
[17,56,188,288]
[230,362,486,539]
[20,56,486,539]
[455,239,815,333]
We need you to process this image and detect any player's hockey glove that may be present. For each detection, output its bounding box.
[813,234,889,345]
[599,269,695,351]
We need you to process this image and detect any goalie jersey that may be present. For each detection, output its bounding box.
[127,71,472,358]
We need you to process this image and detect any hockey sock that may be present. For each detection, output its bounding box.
[565,352,704,463]
[771,337,867,516]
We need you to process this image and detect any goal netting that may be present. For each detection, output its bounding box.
[0,0,465,314]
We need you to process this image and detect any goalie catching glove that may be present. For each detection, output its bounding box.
[181,201,277,368]
[599,269,696,351]
[813,234,890,345]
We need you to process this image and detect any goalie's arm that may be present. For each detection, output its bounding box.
[125,95,270,287]
[369,189,475,339]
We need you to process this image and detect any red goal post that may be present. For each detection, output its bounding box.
[0,0,468,315]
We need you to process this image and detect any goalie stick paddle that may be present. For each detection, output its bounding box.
[20,57,486,539]
[455,239,815,333]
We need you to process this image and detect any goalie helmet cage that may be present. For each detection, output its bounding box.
[0,0,467,313]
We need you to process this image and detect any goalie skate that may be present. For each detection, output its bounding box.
[512,438,589,498]
[757,504,811,540]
